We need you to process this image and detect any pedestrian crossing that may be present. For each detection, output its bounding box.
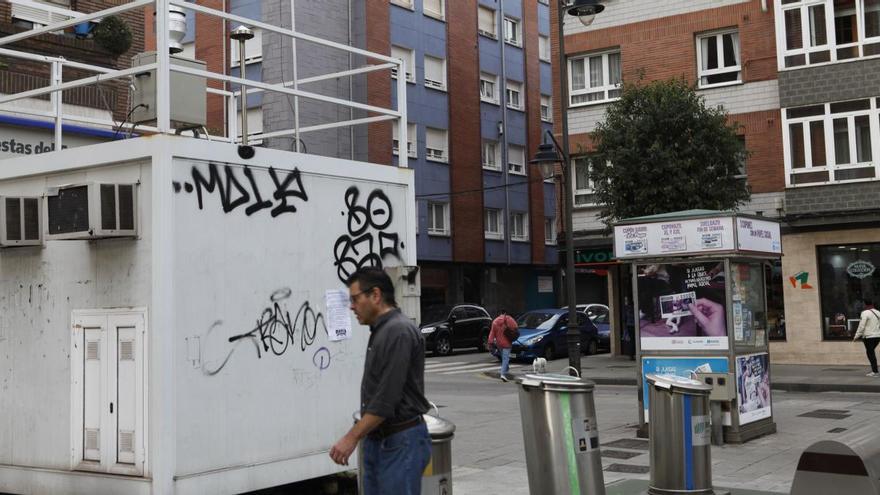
[425,359,525,375]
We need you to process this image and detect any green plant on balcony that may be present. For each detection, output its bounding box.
[92,16,133,56]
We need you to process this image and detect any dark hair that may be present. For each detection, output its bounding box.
[346,267,397,307]
[866,299,875,306]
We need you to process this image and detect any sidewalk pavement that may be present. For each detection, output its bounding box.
[488,352,880,393]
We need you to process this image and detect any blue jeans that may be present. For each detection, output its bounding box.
[362,422,431,495]
[500,347,511,377]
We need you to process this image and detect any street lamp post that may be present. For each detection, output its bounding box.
[530,1,605,377]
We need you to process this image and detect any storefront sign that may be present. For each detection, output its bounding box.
[847,260,875,279]
[0,122,108,160]
[736,218,782,254]
[614,217,736,259]
[637,261,729,351]
[574,247,615,265]
[736,353,772,425]
[641,357,729,421]
[537,276,554,293]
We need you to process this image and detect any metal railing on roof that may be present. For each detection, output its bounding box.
[0,0,409,167]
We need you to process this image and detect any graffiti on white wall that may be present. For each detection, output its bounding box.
[333,186,404,283]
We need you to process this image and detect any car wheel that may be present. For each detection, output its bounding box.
[585,339,598,356]
[544,344,555,361]
[477,328,490,352]
[434,333,453,356]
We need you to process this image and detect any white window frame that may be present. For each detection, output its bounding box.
[427,201,450,236]
[11,0,75,28]
[540,94,553,122]
[775,0,880,70]
[484,208,504,240]
[510,212,529,242]
[424,55,447,91]
[568,49,622,107]
[544,217,557,245]
[478,6,497,39]
[230,28,263,67]
[696,29,741,88]
[391,0,414,10]
[482,139,502,170]
[782,98,880,187]
[572,156,596,206]
[393,121,418,158]
[424,0,445,20]
[503,16,521,46]
[391,45,416,83]
[508,144,526,175]
[539,35,552,62]
[506,80,523,111]
[426,127,448,163]
[70,308,147,477]
[480,72,499,104]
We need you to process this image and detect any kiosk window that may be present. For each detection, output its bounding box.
[818,243,879,341]
[766,260,786,341]
[731,262,767,348]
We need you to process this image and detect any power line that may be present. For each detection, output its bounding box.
[414,174,555,200]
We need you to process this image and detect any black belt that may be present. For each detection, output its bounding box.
[369,416,424,439]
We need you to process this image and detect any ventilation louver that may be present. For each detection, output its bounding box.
[46,183,138,239]
[0,196,42,247]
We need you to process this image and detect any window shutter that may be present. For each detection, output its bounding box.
[478,7,495,37]
[425,56,445,89]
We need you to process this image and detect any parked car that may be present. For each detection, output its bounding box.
[419,304,492,356]
[492,308,599,361]
[562,304,610,352]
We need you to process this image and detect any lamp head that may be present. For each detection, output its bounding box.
[230,25,255,41]
[567,0,605,27]
[530,142,561,180]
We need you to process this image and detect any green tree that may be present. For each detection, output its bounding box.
[588,77,750,226]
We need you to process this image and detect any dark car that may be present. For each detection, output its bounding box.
[584,304,610,352]
[420,304,492,356]
[493,309,600,361]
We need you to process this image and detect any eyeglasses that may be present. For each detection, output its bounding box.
[349,287,375,304]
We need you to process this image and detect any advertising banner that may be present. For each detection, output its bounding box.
[637,261,728,350]
[641,356,728,420]
[735,218,782,254]
[614,217,735,259]
[736,353,772,425]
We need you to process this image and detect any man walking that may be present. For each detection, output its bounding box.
[854,299,880,377]
[487,309,518,382]
[329,267,431,494]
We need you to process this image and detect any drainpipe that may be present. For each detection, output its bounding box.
[498,0,511,266]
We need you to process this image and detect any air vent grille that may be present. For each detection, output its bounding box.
[118,185,134,230]
[5,198,20,241]
[23,198,39,240]
[100,184,116,230]
[119,431,134,454]
[119,340,134,361]
[85,428,100,451]
[48,185,89,235]
[86,341,100,360]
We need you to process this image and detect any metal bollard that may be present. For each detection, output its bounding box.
[517,373,605,495]
[790,423,880,495]
[646,374,719,495]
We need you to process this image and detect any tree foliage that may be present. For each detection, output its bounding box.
[588,78,750,226]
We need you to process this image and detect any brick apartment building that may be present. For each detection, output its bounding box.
[554,0,880,364]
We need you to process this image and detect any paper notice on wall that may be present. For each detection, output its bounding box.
[325,289,352,341]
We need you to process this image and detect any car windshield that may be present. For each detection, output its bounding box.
[516,311,560,330]
[422,305,452,324]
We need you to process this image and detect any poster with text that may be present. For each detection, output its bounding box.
[641,357,729,420]
[736,353,771,425]
[637,262,729,350]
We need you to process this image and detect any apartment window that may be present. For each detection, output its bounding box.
[539,35,551,62]
[479,6,497,39]
[425,55,447,91]
[572,156,596,206]
[426,127,448,162]
[696,30,741,87]
[508,145,525,175]
[544,217,556,245]
[510,212,529,241]
[541,95,552,122]
[484,208,504,240]
[569,50,622,106]
[784,98,879,185]
[392,121,417,158]
[480,73,499,103]
[391,45,415,83]
[427,202,450,236]
[506,80,523,110]
[482,140,501,170]
[504,17,521,46]
[11,0,74,28]
[424,0,444,19]
[777,0,880,68]
[230,28,263,66]
[390,0,413,8]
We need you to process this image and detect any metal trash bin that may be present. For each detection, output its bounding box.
[790,423,880,495]
[517,373,605,495]
[353,411,455,495]
[646,374,715,495]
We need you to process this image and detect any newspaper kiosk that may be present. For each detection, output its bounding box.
[614,210,781,443]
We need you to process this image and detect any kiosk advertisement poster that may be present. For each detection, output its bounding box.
[637,261,729,350]
[641,357,729,420]
[736,353,771,425]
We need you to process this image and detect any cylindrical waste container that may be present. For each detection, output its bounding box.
[517,373,605,495]
[353,411,455,495]
[646,374,714,495]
